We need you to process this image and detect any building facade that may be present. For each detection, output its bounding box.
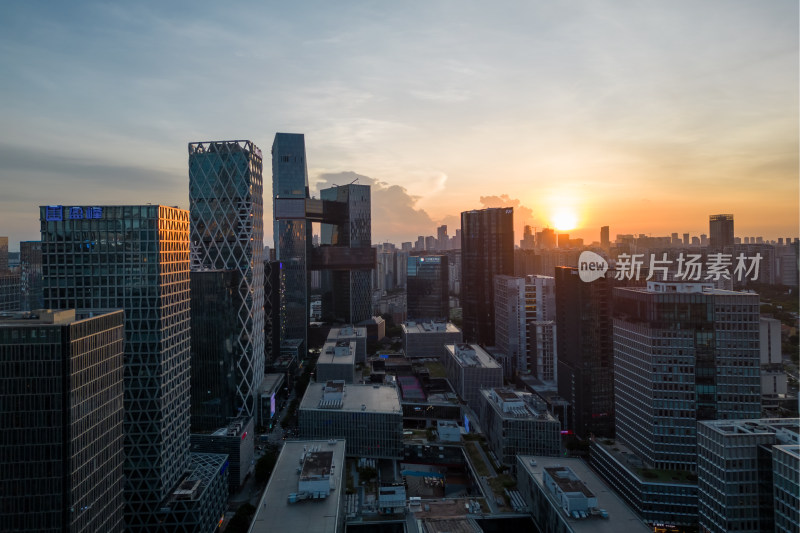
[189,270,244,430]
[19,240,43,311]
[40,204,224,531]
[460,207,514,345]
[478,388,561,467]
[402,321,462,358]
[188,140,265,419]
[299,381,403,459]
[407,255,449,321]
[0,309,125,533]
[555,266,614,438]
[697,418,799,533]
[709,214,734,249]
[272,133,312,353]
[443,343,503,413]
[614,282,761,472]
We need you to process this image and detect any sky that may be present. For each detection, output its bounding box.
[0,1,797,250]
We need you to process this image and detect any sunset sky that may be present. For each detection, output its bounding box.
[0,1,797,249]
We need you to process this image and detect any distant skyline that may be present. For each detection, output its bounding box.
[0,1,797,249]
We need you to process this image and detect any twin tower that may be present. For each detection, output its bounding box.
[188,134,374,374]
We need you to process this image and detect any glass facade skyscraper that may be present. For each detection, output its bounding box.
[39,205,205,531]
[461,207,514,346]
[0,309,125,533]
[272,133,311,353]
[188,140,265,418]
[407,255,449,321]
[320,183,372,323]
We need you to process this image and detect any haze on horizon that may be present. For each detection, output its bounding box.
[0,1,797,249]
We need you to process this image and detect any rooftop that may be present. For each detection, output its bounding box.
[482,388,557,421]
[593,440,697,485]
[0,308,121,326]
[403,321,461,334]
[445,344,501,369]
[300,382,402,414]
[318,341,356,365]
[700,418,800,444]
[518,455,650,533]
[327,325,366,340]
[250,440,345,533]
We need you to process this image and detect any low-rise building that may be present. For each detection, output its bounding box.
[317,340,356,383]
[516,455,650,533]
[443,344,503,413]
[299,381,403,459]
[250,440,346,533]
[190,417,254,494]
[327,325,367,363]
[478,388,561,467]
[403,321,462,358]
[590,439,698,527]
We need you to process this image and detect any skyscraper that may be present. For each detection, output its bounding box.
[494,275,556,381]
[709,213,734,248]
[437,224,448,250]
[461,207,514,345]
[555,266,614,438]
[319,183,373,323]
[407,255,449,321]
[272,133,311,353]
[41,205,225,531]
[188,140,265,417]
[0,308,125,533]
[600,226,610,249]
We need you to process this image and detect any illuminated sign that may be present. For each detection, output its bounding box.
[464,415,470,433]
[45,205,63,221]
[270,392,276,418]
[45,206,103,221]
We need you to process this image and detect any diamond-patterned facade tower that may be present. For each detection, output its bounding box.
[41,205,192,531]
[188,141,265,418]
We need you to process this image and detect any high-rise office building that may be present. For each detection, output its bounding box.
[437,224,448,250]
[189,270,244,431]
[709,214,734,248]
[520,225,535,250]
[407,255,449,321]
[320,183,373,323]
[613,282,761,471]
[188,140,265,418]
[461,207,514,345]
[272,133,311,352]
[697,418,799,533]
[19,240,43,311]
[555,266,613,438]
[494,275,557,381]
[600,226,610,249]
[0,308,125,533]
[41,205,225,531]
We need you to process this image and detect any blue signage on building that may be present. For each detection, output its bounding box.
[45,205,63,221]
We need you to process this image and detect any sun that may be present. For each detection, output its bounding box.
[551,208,578,232]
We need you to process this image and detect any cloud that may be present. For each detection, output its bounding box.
[479,194,535,225]
[313,171,439,243]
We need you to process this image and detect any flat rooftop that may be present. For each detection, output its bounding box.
[482,389,557,421]
[0,308,121,326]
[250,440,345,533]
[593,440,697,485]
[261,373,285,394]
[327,325,366,339]
[403,322,461,334]
[318,341,356,365]
[300,382,402,414]
[700,418,800,444]
[518,455,650,533]
[444,344,501,369]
